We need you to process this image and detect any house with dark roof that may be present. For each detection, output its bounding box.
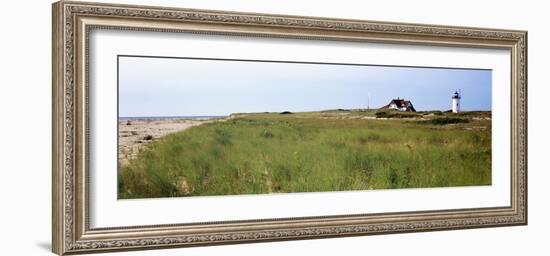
[380,98,416,112]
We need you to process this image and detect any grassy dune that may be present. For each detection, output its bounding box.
[118,110,491,199]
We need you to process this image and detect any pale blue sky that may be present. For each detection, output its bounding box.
[118,56,492,117]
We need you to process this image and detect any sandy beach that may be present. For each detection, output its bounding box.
[118,118,217,166]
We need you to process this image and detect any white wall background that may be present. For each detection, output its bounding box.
[0,0,546,255]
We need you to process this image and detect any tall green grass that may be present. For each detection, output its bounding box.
[118,112,491,199]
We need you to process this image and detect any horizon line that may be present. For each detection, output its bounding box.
[119,109,492,118]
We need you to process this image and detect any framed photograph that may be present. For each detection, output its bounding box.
[52,1,527,255]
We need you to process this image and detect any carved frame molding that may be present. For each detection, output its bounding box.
[52,1,527,255]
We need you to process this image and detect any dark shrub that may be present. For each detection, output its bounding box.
[280,111,292,115]
[421,111,443,116]
[389,167,399,189]
[260,130,275,138]
[393,112,418,118]
[427,117,469,125]
[375,111,388,117]
[214,129,232,145]
[376,111,418,119]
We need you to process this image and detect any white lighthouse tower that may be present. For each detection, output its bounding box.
[452,90,461,113]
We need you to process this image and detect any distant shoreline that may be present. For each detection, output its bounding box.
[119,115,227,121]
[118,110,491,121]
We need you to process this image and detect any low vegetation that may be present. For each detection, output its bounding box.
[118,110,491,199]
[421,117,470,125]
[375,110,420,118]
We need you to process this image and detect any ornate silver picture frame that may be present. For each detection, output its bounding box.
[52,1,527,255]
